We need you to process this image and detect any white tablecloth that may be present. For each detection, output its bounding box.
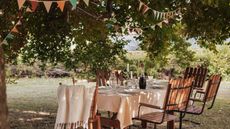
[55,83,96,129]
[97,87,166,128]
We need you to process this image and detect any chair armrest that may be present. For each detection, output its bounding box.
[139,103,162,110]
[190,98,203,102]
[196,90,205,94]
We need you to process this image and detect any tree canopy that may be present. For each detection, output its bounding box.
[0,0,229,69]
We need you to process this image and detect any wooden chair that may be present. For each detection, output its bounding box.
[189,74,221,111]
[178,75,222,128]
[133,77,194,129]
[88,75,102,129]
[183,66,208,90]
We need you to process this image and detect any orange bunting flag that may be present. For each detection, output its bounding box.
[17,0,26,9]
[57,1,66,12]
[43,1,53,13]
[12,26,19,33]
[26,7,33,13]
[30,1,38,12]
[83,0,89,6]
[142,4,149,14]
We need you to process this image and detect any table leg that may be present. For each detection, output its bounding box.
[167,111,175,129]
[141,121,147,128]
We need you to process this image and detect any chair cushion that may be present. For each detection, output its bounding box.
[133,112,177,124]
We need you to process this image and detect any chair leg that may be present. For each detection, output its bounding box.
[96,116,101,129]
[141,121,147,128]
[179,112,183,129]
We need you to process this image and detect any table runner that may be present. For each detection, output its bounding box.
[55,84,95,129]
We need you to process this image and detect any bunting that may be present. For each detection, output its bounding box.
[17,0,26,9]
[139,1,144,11]
[70,0,77,9]
[11,27,19,33]
[142,4,149,14]
[83,0,89,6]
[138,0,181,21]
[30,1,38,12]
[43,1,53,12]
[57,1,66,12]
[17,0,91,13]
[26,7,33,13]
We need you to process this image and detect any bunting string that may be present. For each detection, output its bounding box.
[0,8,25,46]
[17,0,91,13]
[138,0,181,21]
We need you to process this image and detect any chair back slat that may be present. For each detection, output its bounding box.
[164,78,194,111]
[205,75,222,102]
[184,67,208,88]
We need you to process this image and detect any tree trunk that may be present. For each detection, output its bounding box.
[0,45,10,129]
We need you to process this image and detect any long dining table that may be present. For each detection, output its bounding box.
[97,80,174,129]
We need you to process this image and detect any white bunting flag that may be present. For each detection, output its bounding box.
[152,10,157,19]
[157,22,162,28]
[43,1,52,13]
[26,7,33,13]
[156,11,160,20]
[17,0,26,9]
[16,20,22,25]
[83,0,89,6]
[139,1,144,11]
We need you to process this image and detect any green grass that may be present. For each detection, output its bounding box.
[6,78,230,129]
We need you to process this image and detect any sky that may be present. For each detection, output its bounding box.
[123,35,200,51]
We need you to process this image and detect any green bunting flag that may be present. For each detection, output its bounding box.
[70,0,77,9]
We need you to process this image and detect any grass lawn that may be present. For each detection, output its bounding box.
[6,78,230,129]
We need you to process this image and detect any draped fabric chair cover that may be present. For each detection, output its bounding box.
[55,84,96,129]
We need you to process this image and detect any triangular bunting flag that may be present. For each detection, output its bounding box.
[26,7,33,13]
[142,4,149,14]
[163,19,169,24]
[139,1,144,11]
[17,0,26,9]
[165,12,169,19]
[30,1,38,12]
[163,13,166,19]
[16,20,22,26]
[11,26,19,33]
[152,10,157,18]
[83,0,89,6]
[43,1,53,13]
[159,13,163,20]
[6,33,14,40]
[57,1,66,12]
[70,0,77,9]
[170,12,174,17]
[156,11,160,20]
[157,22,162,28]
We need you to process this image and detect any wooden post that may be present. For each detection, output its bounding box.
[167,111,175,129]
[0,45,10,129]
